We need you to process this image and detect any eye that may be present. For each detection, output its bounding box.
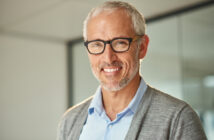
[87,41,104,53]
[88,41,103,48]
[117,40,128,45]
[113,39,129,48]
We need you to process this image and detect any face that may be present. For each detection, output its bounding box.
[86,9,143,91]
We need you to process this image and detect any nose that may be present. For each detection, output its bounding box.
[102,44,117,63]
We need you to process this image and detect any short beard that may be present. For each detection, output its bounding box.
[101,62,139,92]
[91,47,140,92]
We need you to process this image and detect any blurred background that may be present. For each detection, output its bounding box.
[0,0,214,139]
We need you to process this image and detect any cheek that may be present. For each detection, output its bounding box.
[124,49,139,65]
[89,56,99,71]
[122,56,135,72]
[88,55,96,65]
[125,54,139,72]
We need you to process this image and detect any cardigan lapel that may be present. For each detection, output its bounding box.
[69,87,153,140]
[125,86,153,140]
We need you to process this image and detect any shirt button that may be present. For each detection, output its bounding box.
[109,124,112,128]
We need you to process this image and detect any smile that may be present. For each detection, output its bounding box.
[103,68,120,73]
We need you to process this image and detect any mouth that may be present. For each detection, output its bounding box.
[101,67,122,76]
[103,68,120,73]
[99,61,123,76]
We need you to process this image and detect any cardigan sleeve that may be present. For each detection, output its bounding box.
[172,104,207,140]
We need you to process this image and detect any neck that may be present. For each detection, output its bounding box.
[101,74,141,120]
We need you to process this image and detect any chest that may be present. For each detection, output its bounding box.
[79,111,134,140]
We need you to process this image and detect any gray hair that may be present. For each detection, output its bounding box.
[83,1,146,41]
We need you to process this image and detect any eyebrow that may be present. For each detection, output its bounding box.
[87,36,131,41]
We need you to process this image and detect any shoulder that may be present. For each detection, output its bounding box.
[63,96,93,119]
[144,86,206,139]
[147,86,188,112]
[146,86,199,122]
[60,96,93,126]
[57,96,93,140]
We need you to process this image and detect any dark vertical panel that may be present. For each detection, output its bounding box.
[67,38,84,107]
[67,45,74,107]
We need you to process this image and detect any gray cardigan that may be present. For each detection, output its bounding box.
[57,86,207,140]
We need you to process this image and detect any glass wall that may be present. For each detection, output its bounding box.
[142,17,182,99]
[143,5,214,139]
[181,6,214,139]
[70,5,214,139]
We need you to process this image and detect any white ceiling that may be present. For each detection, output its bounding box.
[0,0,207,43]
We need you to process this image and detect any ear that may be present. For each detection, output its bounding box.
[139,34,149,59]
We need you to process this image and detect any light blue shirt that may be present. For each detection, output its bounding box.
[79,78,147,140]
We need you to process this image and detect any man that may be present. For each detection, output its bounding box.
[58,1,206,140]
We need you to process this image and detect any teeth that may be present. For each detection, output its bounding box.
[103,68,119,72]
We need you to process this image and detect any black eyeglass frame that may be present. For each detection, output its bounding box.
[84,36,143,55]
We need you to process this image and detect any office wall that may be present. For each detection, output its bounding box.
[0,35,67,140]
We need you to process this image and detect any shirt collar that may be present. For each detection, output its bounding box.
[88,86,103,115]
[127,77,147,113]
[88,77,147,115]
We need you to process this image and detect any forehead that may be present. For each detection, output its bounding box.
[87,9,135,40]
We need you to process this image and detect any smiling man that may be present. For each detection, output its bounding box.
[57,1,206,140]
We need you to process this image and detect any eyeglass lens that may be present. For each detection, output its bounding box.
[87,38,130,54]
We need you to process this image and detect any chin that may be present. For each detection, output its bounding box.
[102,84,123,92]
[101,77,130,92]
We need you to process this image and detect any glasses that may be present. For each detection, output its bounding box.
[84,35,143,55]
